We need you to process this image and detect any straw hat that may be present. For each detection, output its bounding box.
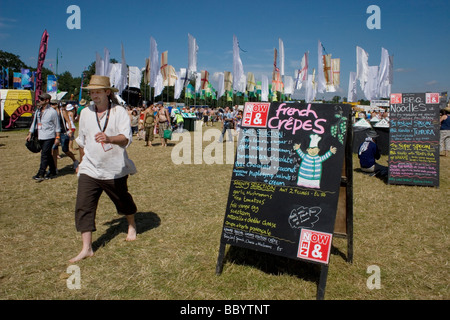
[79,99,87,106]
[82,75,118,92]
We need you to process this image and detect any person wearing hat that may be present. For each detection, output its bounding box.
[358,130,388,177]
[26,92,61,181]
[439,104,450,157]
[293,134,337,189]
[69,75,138,263]
[76,99,87,118]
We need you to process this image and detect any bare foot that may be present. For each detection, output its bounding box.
[126,224,137,241]
[69,248,94,263]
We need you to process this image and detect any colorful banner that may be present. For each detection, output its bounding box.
[47,74,57,93]
[35,29,49,105]
[13,73,22,89]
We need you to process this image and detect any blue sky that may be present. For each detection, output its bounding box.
[1,0,449,100]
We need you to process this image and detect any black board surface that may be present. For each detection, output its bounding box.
[219,102,351,265]
[388,93,440,187]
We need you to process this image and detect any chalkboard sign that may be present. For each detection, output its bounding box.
[388,93,440,187]
[219,102,351,265]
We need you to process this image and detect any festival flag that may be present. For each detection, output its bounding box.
[0,67,4,89]
[128,66,142,88]
[273,48,279,73]
[35,29,49,105]
[174,69,184,99]
[21,68,33,88]
[95,52,104,76]
[363,66,379,100]
[256,81,261,96]
[224,71,233,92]
[323,54,332,86]
[316,40,326,93]
[13,72,22,89]
[167,66,178,87]
[144,58,151,84]
[233,35,245,92]
[47,74,57,93]
[295,51,309,90]
[305,73,316,103]
[150,37,160,87]
[261,75,269,102]
[195,72,201,92]
[178,68,189,88]
[154,72,164,97]
[377,47,392,98]
[347,71,357,102]
[356,46,369,90]
[201,70,209,90]
[284,76,294,95]
[246,72,256,92]
[116,43,128,95]
[216,72,225,98]
[160,51,169,81]
[272,70,283,92]
[332,58,340,89]
[186,83,194,99]
[279,38,285,76]
[188,33,198,79]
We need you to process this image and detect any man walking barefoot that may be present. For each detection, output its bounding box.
[70,75,138,263]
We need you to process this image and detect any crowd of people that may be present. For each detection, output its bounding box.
[123,103,244,146]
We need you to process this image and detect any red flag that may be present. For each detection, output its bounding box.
[35,30,49,106]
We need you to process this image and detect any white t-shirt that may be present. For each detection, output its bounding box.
[76,104,137,180]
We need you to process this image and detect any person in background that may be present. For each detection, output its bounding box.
[130,109,139,136]
[358,130,388,178]
[26,93,60,181]
[142,104,157,147]
[440,104,450,157]
[155,101,171,147]
[65,103,77,153]
[50,100,79,171]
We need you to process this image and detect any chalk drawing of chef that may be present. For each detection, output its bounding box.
[293,134,337,189]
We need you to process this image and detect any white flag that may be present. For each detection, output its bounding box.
[284,76,294,95]
[188,33,198,79]
[128,66,142,88]
[154,72,164,97]
[295,51,308,89]
[150,37,159,87]
[233,35,245,92]
[261,75,269,102]
[279,38,285,76]
[195,72,201,92]
[216,72,225,98]
[363,66,379,100]
[305,74,316,103]
[115,43,128,95]
[377,48,393,98]
[356,46,369,90]
[174,69,185,99]
[347,71,357,102]
[104,47,111,78]
[317,40,326,93]
[95,52,104,76]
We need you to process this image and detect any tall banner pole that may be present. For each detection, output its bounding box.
[35,30,49,106]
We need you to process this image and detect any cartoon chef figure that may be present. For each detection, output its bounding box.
[293,134,337,189]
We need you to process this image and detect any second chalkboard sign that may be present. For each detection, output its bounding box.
[388,93,440,187]
[219,102,351,265]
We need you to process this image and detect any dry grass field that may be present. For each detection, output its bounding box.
[0,123,448,301]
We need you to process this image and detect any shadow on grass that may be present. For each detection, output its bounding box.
[92,211,161,252]
[222,244,350,287]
